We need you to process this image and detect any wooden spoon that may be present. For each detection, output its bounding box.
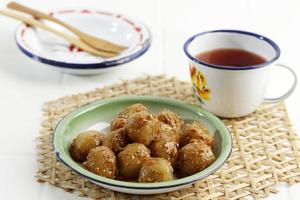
[0,9,117,58]
[7,2,127,54]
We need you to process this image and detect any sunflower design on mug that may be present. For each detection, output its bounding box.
[189,64,211,103]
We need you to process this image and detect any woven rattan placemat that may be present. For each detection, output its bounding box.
[36,75,300,200]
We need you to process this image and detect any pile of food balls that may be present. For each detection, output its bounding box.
[69,103,215,183]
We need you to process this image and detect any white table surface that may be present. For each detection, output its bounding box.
[0,0,299,199]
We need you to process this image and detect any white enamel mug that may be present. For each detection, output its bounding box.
[184,30,297,118]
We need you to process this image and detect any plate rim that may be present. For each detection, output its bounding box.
[53,95,232,189]
[15,9,151,69]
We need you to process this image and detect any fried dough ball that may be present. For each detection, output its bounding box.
[118,103,148,119]
[69,130,104,162]
[157,123,181,144]
[83,146,117,179]
[103,128,129,153]
[111,103,147,131]
[157,109,183,129]
[125,112,160,146]
[150,136,178,166]
[177,141,215,176]
[117,143,151,179]
[181,121,213,147]
[110,117,127,131]
[138,158,174,183]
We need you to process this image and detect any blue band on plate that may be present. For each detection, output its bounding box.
[16,37,151,70]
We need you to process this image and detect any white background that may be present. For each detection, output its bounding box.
[0,0,299,199]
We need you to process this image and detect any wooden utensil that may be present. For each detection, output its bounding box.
[0,9,117,58]
[7,2,127,54]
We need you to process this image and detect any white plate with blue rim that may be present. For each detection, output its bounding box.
[15,9,151,75]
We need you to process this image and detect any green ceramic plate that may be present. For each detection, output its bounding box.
[53,96,232,194]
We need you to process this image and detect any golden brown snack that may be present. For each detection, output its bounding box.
[150,136,178,166]
[138,158,174,183]
[177,141,215,176]
[83,146,117,179]
[103,128,129,153]
[110,117,127,131]
[111,104,148,131]
[181,121,213,147]
[125,112,160,146]
[68,104,216,183]
[157,122,181,144]
[157,109,183,129]
[69,130,104,162]
[117,143,151,179]
[118,103,148,119]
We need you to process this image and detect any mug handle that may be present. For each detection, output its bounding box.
[264,63,298,103]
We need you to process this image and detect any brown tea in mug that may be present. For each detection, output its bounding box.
[195,48,266,67]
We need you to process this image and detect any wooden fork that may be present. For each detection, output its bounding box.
[0,9,117,58]
[7,2,127,54]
